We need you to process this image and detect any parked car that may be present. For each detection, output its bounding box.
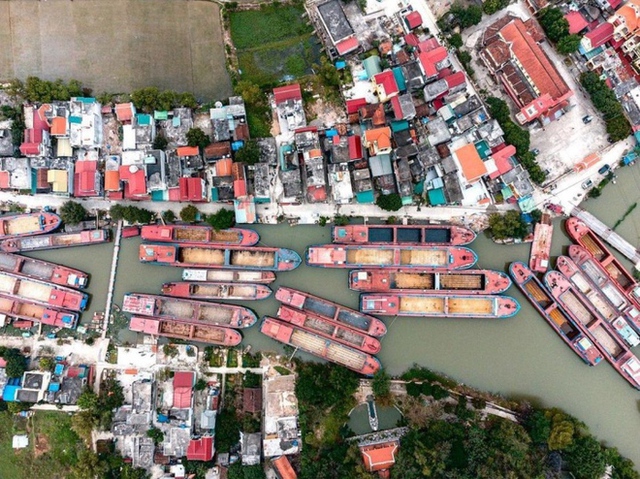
[582,115,593,124]
[531,148,540,156]
[581,179,594,190]
[598,164,611,175]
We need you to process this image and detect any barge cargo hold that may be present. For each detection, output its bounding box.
[305,244,477,270]
[122,293,256,328]
[182,269,276,284]
[162,282,272,301]
[529,213,553,273]
[277,305,381,354]
[0,270,88,311]
[0,252,89,289]
[0,212,61,238]
[556,256,640,347]
[349,269,511,294]
[359,293,520,318]
[509,262,603,366]
[260,316,380,376]
[140,244,301,272]
[0,293,78,328]
[275,287,387,337]
[129,316,242,346]
[0,229,110,253]
[545,271,640,390]
[141,225,259,246]
[332,224,476,245]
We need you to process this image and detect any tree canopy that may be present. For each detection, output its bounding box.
[130,87,198,113]
[109,205,155,224]
[234,139,261,165]
[537,7,570,43]
[205,209,235,230]
[488,210,528,240]
[482,0,510,15]
[179,205,199,223]
[59,200,88,225]
[186,127,210,150]
[0,347,26,378]
[14,77,85,103]
[376,193,403,212]
[581,72,632,142]
[449,3,483,29]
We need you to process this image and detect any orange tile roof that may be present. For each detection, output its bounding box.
[617,4,639,33]
[363,127,392,152]
[360,441,398,472]
[115,103,135,122]
[176,146,200,157]
[216,158,233,177]
[272,456,297,479]
[456,143,487,183]
[50,117,67,136]
[105,170,121,191]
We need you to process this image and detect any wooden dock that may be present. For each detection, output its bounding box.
[102,220,122,338]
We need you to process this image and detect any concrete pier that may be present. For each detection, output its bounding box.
[102,220,123,338]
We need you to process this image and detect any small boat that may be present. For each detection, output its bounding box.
[0,252,89,289]
[0,270,89,312]
[129,316,242,346]
[306,244,477,270]
[260,316,381,376]
[0,212,61,238]
[529,213,553,273]
[182,269,276,284]
[349,269,511,294]
[359,293,520,318]
[0,229,110,252]
[162,282,272,301]
[122,226,140,238]
[544,270,640,390]
[332,224,476,245]
[509,262,603,366]
[277,304,381,354]
[140,244,301,272]
[0,293,78,328]
[141,224,259,246]
[275,287,387,337]
[122,293,256,328]
[366,395,379,431]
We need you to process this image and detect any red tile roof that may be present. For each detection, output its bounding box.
[456,143,487,183]
[179,177,206,202]
[584,22,614,49]
[346,98,368,114]
[115,103,135,123]
[74,160,98,197]
[234,179,247,198]
[404,33,420,47]
[272,456,297,479]
[273,84,302,104]
[373,71,399,98]
[243,388,262,413]
[565,11,588,34]
[176,146,200,157]
[492,144,517,175]
[444,71,466,89]
[104,170,120,192]
[168,187,181,201]
[418,37,440,52]
[119,165,147,197]
[336,36,359,55]
[186,437,213,462]
[418,46,448,77]
[173,371,194,409]
[348,135,363,160]
[360,441,398,472]
[0,171,9,190]
[404,11,422,30]
[50,117,67,136]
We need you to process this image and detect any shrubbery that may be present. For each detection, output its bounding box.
[537,7,581,55]
[581,72,632,142]
[109,205,155,224]
[488,210,528,240]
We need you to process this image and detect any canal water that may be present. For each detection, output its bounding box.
[21,160,640,465]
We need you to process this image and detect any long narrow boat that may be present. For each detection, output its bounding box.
[182,269,276,284]
[162,282,272,301]
[141,225,259,246]
[0,293,78,328]
[0,252,89,289]
[0,270,88,312]
[569,245,640,333]
[509,262,603,366]
[0,212,61,238]
[122,293,256,328]
[529,213,553,273]
[277,305,381,354]
[275,287,387,337]
[0,229,110,253]
[260,317,380,376]
[556,256,640,347]
[140,244,301,272]
[359,293,520,318]
[129,316,242,346]
[332,224,476,245]
[348,269,511,294]
[305,244,477,270]
[544,271,640,390]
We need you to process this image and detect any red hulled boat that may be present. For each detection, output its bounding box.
[0,252,89,289]
[0,270,88,312]
[129,316,242,346]
[0,229,110,252]
[0,212,61,238]
[162,282,272,301]
[141,225,259,246]
[332,224,476,245]
[529,213,553,273]
[182,269,276,284]
[0,293,78,328]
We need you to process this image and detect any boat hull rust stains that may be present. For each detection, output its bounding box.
[129,316,242,346]
[0,251,89,289]
[0,212,61,238]
[332,224,476,245]
[182,269,276,283]
[141,225,259,246]
[162,282,272,300]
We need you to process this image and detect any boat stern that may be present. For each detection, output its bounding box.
[240,308,259,328]
[139,244,177,263]
[509,261,532,286]
[360,294,398,315]
[306,245,346,267]
[362,356,382,377]
[332,225,366,243]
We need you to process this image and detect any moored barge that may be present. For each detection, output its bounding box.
[122,293,256,328]
[529,213,553,273]
[182,269,276,284]
[140,244,301,271]
[0,252,89,289]
[162,282,272,301]
[0,212,61,238]
[141,225,259,246]
[306,244,477,270]
[0,293,78,328]
[0,229,110,252]
[129,316,242,346]
[260,316,380,376]
[509,262,602,366]
[349,269,511,294]
[275,287,387,337]
[359,293,520,318]
[0,270,88,311]
[332,224,476,245]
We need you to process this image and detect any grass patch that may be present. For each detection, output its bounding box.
[274,366,291,375]
[229,4,311,49]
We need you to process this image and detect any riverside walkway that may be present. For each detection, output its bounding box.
[102,220,123,338]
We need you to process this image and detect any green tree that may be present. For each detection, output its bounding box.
[547,417,575,450]
[206,209,236,230]
[537,7,570,43]
[376,193,403,212]
[228,463,267,479]
[186,127,210,150]
[162,210,176,223]
[38,357,55,371]
[71,409,97,444]
[157,90,177,111]
[216,408,241,452]
[371,369,391,399]
[450,3,483,29]
[7,401,32,414]
[70,449,107,479]
[180,204,199,223]
[448,33,463,49]
[557,34,582,54]
[179,92,198,109]
[59,200,87,225]
[4,351,26,378]
[153,134,168,150]
[607,115,632,142]
[195,378,207,391]
[130,87,160,113]
[524,409,551,444]
[146,427,165,444]
[488,210,528,240]
[605,447,640,479]
[235,81,265,107]
[483,0,509,15]
[234,139,261,165]
[565,435,606,479]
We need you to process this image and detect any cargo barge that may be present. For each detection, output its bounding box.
[129,316,242,346]
[141,225,259,246]
[0,229,110,253]
[348,269,511,294]
[556,256,640,347]
[306,244,477,270]
[122,293,256,328]
[277,305,381,354]
[509,262,603,366]
[182,269,276,284]
[0,252,89,289]
[260,317,380,376]
[544,271,640,390]
[0,212,61,238]
[275,287,387,337]
[332,224,476,245]
[359,293,520,318]
[0,270,88,311]
[0,293,78,328]
[140,244,301,272]
[162,282,272,301]
[529,213,553,273]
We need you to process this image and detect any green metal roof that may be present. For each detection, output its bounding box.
[154,110,169,120]
[356,190,375,203]
[363,55,382,79]
[392,67,406,92]
[428,187,446,205]
[474,140,491,159]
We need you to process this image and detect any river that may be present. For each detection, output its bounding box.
[22,162,640,466]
